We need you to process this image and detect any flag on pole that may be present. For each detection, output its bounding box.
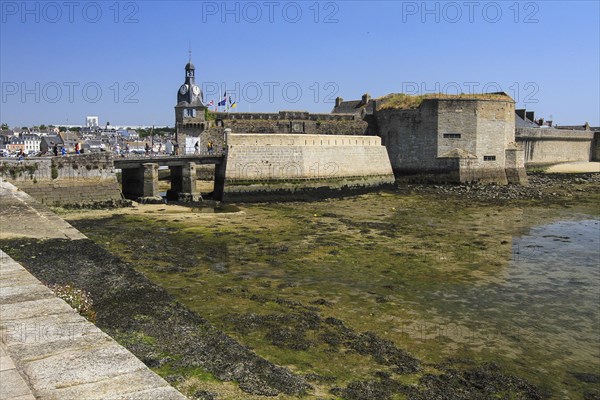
[206,100,214,107]
[218,91,227,107]
[229,96,237,109]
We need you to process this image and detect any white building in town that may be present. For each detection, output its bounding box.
[86,116,99,128]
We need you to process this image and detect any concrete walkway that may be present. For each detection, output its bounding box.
[0,181,186,399]
[1,340,34,400]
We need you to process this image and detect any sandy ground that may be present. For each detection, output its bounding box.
[158,180,214,192]
[58,203,245,224]
[546,161,600,173]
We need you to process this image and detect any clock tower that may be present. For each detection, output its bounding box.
[175,55,208,153]
[177,60,204,106]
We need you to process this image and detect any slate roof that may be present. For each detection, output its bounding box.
[86,139,103,148]
[0,133,12,144]
[515,113,539,128]
[41,135,63,147]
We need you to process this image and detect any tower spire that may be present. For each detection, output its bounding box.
[188,41,192,63]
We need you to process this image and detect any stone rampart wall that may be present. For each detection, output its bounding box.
[516,127,594,165]
[228,133,382,147]
[0,154,124,207]
[376,102,441,172]
[375,99,526,184]
[593,132,600,162]
[215,111,356,121]
[218,119,369,135]
[225,134,394,189]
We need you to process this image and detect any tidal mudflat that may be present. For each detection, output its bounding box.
[4,173,599,399]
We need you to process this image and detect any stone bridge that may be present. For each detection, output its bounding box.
[114,155,227,202]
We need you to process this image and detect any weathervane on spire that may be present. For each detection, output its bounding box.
[188,41,192,63]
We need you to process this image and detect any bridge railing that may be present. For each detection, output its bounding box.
[114,150,226,160]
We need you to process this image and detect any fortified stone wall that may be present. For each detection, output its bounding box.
[593,131,600,162]
[178,113,369,155]
[214,111,369,135]
[376,101,439,173]
[217,119,369,136]
[0,154,124,207]
[437,100,478,158]
[224,133,394,199]
[375,98,524,184]
[216,111,356,121]
[474,99,515,160]
[516,128,595,166]
[473,100,520,183]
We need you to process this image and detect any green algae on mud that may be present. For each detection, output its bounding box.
[52,178,600,399]
[0,237,312,398]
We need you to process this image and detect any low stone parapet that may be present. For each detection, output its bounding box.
[0,154,125,208]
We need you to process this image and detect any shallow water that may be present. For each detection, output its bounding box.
[158,191,240,213]
[412,219,600,391]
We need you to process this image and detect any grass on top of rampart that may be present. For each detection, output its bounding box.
[377,93,514,110]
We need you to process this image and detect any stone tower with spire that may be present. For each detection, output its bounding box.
[175,52,208,151]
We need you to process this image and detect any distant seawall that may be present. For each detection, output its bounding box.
[0,154,125,208]
[516,128,596,166]
[224,133,395,200]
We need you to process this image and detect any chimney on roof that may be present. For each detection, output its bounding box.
[537,118,544,126]
[526,111,535,123]
[335,97,343,108]
[584,122,590,130]
[547,120,553,127]
[516,109,526,120]
[361,93,371,105]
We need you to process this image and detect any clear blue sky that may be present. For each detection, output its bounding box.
[1,0,598,127]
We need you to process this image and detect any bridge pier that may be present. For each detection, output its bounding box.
[121,163,163,203]
[167,162,201,202]
[115,155,226,204]
[213,157,227,202]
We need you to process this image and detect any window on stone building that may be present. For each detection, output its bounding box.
[484,155,496,161]
[443,133,462,138]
